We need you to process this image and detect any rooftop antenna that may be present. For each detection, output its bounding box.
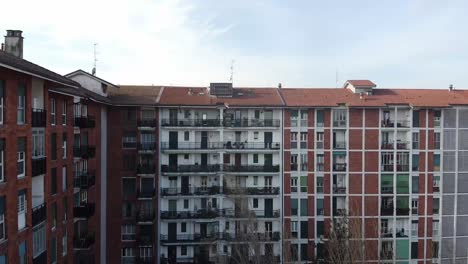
[229,59,234,83]
[92,43,98,76]
[335,68,339,88]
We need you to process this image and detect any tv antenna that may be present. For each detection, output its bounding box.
[92,43,98,75]
[229,59,235,83]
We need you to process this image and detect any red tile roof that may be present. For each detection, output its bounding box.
[346,80,376,87]
[158,86,284,107]
[280,88,468,107]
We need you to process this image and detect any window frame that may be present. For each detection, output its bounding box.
[50,98,56,125]
[61,100,67,125]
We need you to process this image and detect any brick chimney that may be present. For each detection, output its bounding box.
[4,30,24,58]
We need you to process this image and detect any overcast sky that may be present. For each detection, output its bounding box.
[1,0,467,88]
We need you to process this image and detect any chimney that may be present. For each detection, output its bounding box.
[449,84,454,91]
[278,83,282,89]
[4,30,24,58]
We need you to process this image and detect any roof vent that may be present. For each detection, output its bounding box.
[210,83,233,97]
[449,84,454,91]
[278,83,282,89]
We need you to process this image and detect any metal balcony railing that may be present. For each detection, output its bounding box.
[223,165,280,173]
[74,232,95,249]
[333,185,346,194]
[223,187,280,195]
[381,229,393,238]
[397,164,409,172]
[137,164,156,174]
[225,141,281,150]
[333,163,347,171]
[73,145,96,159]
[137,235,154,245]
[223,119,280,127]
[32,203,46,226]
[161,141,223,150]
[73,171,95,189]
[33,251,47,263]
[136,211,155,222]
[137,142,156,151]
[74,115,96,128]
[161,164,220,173]
[161,118,221,127]
[73,203,95,218]
[138,188,155,199]
[381,206,394,216]
[136,257,154,264]
[32,108,46,127]
[32,157,46,177]
[396,207,410,216]
[160,209,234,219]
[333,120,346,127]
[137,119,156,127]
[161,186,222,196]
[333,142,346,149]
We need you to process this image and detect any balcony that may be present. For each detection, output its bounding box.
[32,108,46,127]
[382,119,411,128]
[381,228,393,238]
[223,165,280,173]
[161,164,220,173]
[136,257,154,264]
[138,188,155,199]
[137,164,156,174]
[381,204,394,216]
[160,209,233,219]
[137,211,155,222]
[33,251,47,264]
[74,232,95,249]
[74,116,96,128]
[137,119,156,127]
[396,141,409,150]
[224,187,280,195]
[161,118,221,127]
[225,141,281,150]
[73,145,96,159]
[397,164,409,172]
[222,231,281,241]
[396,207,410,216]
[161,186,222,196]
[235,209,280,218]
[74,203,95,218]
[137,235,154,246]
[223,119,280,128]
[32,157,46,177]
[333,185,346,194]
[73,171,95,189]
[332,163,346,172]
[333,120,346,127]
[161,141,223,150]
[137,142,156,152]
[32,203,46,226]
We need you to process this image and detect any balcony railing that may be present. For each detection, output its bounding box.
[397,164,409,172]
[137,119,156,127]
[160,231,281,243]
[224,187,280,195]
[382,119,411,128]
[137,164,156,174]
[161,164,220,173]
[223,165,280,173]
[74,232,95,249]
[137,235,154,245]
[73,145,96,159]
[381,206,394,216]
[236,209,281,218]
[381,186,393,194]
[137,142,156,151]
[160,209,234,219]
[73,171,95,189]
[161,141,223,150]
[381,142,394,149]
[32,108,46,127]
[333,163,347,171]
[396,141,409,150]
[333,185,346,194]
[396,207,410,216]
[74,115,96,128]
[381,165,393,172]
[32,203,46,226]
[223,119,280,127]
[161,118,221,127]
[381,229,393,238]
[74,203,95,218]
[161,186,222,196]
[137,211,155,222]
[333,142,346,149]
[138,188,155,199]
[33,250,47,263]
[225,141,281,150]
[136,257,154,264]
[32,157,46,177]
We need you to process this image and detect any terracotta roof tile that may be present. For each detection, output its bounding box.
[346,80,376,87]
[108,85,162,105]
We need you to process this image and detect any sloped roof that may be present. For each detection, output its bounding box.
[158,86,284,107]
[345,80,376,87]
[0,50,78,88]
[108,85,162,105]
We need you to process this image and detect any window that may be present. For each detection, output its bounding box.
[139,247,153,260]
[316,177,324,193]
[412,154,419,171]
[381,174,393,194]
[0,197,5,241]
[17,137,25,178]
[181,246,187,256]
[291,154,298,171]
[300,153,308,171]
[62,166,67,191]
[18,190,26,230]
[122,131,137,148]
[184,110,190,119]
[121,224,136,240]
[32,130,45,157]
[291,132,298,149]
[333,109,346,127]
[412,110,420,127]
[433,176,440,192]
[51,202,57,229]
[317,221,324,236]
[411,199,418,215]
[300,221,308,239]
[122,178,136,198]
[381,152,393,172]
[433,221,439,236]
[0,80,4,125]
[122,248,135,259]
[62,229,67,256]
[254,132,259,140]
[434,154,440,171]
[51,237,57,263]
[291,177,298,193]
[317,110,324,127]
[432,242,439,258]
[123,154,136,171]
[411,221,418,237]
[300,111,308,127]
[62,133,67,159]
[434,132,441,149]
[290,110,298,127]
[17,83,25,124]
[181,222,187,232]
[316,132,324,149]
[316,154,324,171]
[300,176,307,192]
[183,199,189,209]
[411,242,418,259]
[33,223,46,257]
[0,139,4,182]
[122,202,134,218]
[62,197,68,221]
[412,132,419,149]
[253,176,258,185]
[434,110,441,127]
[253,154,258,164]
[291,199,298,216]
[317,199,324,215]
[184,131,189,141]
[253,198,258,208]
[51,133,57,160]
[184,154,189,160]
[51,168,57,195]
[50,98,56,125]
[19,241,26,264]
[62,100,67,125]
[291,221,298,238]
[433,198,439,214]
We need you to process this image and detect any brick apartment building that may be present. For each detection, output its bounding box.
[1,30,468,264]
